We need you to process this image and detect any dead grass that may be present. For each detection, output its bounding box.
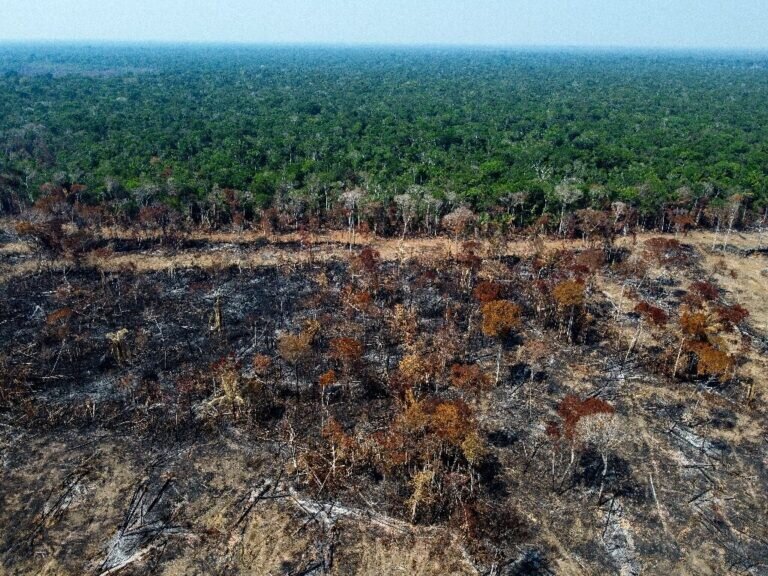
[0,241,34,255]
[699,251,768,334]
[333,530,477,576]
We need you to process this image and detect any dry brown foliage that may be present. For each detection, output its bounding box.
[450,364,491,392]
[555,395,615,441]
[634,301,669,327]
[45,307,73,325]
[686,341,734,381]
[689,280,720,302]
[472,281,502,303]
[329,337,364,365]
[715,304,749,331]
[252,354,272,376]
[643,237,692,266]
[481,300,521,338]
[278,333,312,365]
[389,304,419,346]
[552,280,585,308]
[356,246,381,273]
[680,310,710,340]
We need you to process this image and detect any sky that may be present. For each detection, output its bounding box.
[1,0,767,50]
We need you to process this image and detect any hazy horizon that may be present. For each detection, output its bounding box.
[2,0,767,51]
[2,40,768,55]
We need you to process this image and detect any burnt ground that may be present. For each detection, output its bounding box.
[1,227,767,575]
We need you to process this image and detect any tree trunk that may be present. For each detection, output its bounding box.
[597,452,609,503]
[625,324,642,364]
[711,217,720,250]
[673,338,685,377]
[495,343,502,386]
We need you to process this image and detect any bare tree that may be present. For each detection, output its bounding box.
[554,178,584,236]
[340,187,365,250]
[721,193,743,252]
[575,412,624,502]
[442,206,476,254]
[394,192,419,242]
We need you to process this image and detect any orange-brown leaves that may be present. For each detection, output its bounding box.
[634,301,668,327]
[252,354,272,376]
[552,280,585,308]
[690,281,719,302]
[432,400,473,445]
[450,363,490,392]
[481,300,521,338]
[672,213,696,234]
[342,285,374,313]
[680,310,709,340]
[572,248,605,274]
[321,417,356,453]
[686,342,733,381]
[715,304,749,331]
[643,237,692,266]
[556,395,614,440]
[14,221,35,236]
[356,246,380,273]
[389,304,419,346]
[399,395,474,448]
[456,241,483,270]
[277,324,316,365]
[473,281,502,303]
[398,353,440,388]
[329,337,363,365]
[318,369,337,388]
[46,307,73,325]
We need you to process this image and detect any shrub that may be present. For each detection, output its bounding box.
[716,304,749,331]
[553,280,585,308]
[556,395,615,441]
[481,300,521,338]
[634,301,668,327]
[450,363,490,392]
[329,337,363,365]
[473,281,502,303]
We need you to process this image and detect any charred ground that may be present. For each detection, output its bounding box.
[1,223,767,575]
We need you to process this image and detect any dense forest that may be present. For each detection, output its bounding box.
[1,44,768,232]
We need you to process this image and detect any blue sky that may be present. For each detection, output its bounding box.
[2,0,767,50]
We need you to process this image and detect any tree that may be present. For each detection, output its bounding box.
[317,369,336,407]
[278,321,319,394]
[550,395,618,495]
[106,328,130,365]
[720,193,744,252]
[552,280,585,343]
[517,339,549,416]
[449,363,490,393]
[442,206,476,252]
[686,341,734,382]
[625,301,668,363]
[472,281,501,304]
[554,178,584,236]
[715,304,749,332]
[674,309,733,381]
[575,411,623,501]
[481,300,522,385]
[339,187,365,250]
[394,192,418,242]
[329,337,364,393]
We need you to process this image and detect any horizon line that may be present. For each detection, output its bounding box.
[1,39,768,55]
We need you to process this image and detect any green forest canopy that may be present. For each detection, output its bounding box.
[1,44,767,221]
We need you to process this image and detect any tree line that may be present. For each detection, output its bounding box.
[1,45,768,232]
